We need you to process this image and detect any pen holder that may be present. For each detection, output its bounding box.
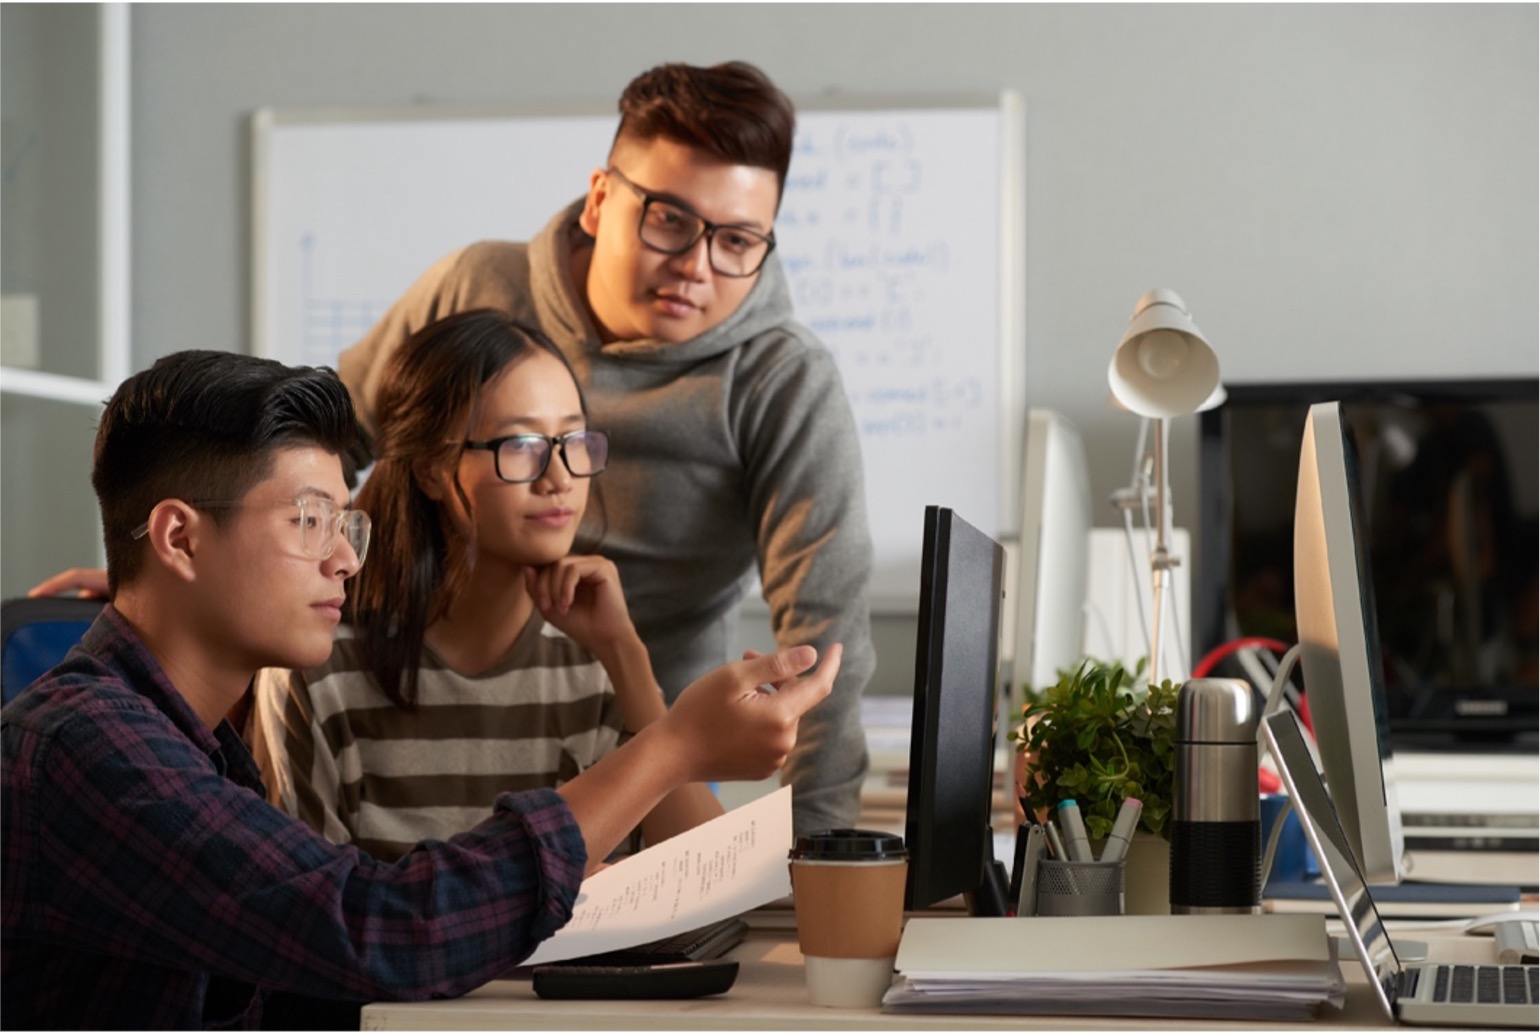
[1034,859,1125,917]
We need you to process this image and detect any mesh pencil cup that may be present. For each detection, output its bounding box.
[1034,859,1125,916]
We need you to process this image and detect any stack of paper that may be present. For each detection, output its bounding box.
[885,915,1345,1022]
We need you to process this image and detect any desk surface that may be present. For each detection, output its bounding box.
[359,921,1498,1031]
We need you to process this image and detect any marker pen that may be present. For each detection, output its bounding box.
[1057,799,1093,862]
[1099,797,1144,863]
[1015,824,1046,916]
[1044,819,1068,861]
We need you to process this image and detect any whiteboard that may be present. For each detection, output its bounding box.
[253,96,1025,609]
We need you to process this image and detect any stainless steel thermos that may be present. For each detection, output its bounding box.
[1169,678,1261,914]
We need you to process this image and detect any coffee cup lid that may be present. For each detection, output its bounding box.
[788,828,908,861]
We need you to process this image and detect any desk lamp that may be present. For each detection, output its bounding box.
[1107,289,1220,685]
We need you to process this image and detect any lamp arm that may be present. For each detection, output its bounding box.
[1119,506,1154,662]
[1148,417,1172,684]
[1164,568,1192,679]
[1112,419,1156,663]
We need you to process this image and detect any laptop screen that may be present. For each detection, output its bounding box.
[1263,710,1402,1018]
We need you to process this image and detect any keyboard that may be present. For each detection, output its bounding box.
[556,916,749,967]
[1403,811,1540,831]
[1405,963,1538,1006]
[1401,810,1540,857]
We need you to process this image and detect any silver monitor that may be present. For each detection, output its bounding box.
[1293,401,1406,883]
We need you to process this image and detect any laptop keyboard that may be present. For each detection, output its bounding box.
[1404,964,1539,1005]
[1402,811,1539,830]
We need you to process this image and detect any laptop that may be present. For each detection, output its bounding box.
[1263,709,1539,1028]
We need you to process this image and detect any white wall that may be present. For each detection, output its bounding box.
[6,4,1536,690]
[125,3,1537,514]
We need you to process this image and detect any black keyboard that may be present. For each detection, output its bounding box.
[1414,964,1539,1005]
[1402,811,1539,830]
[557,916,749,967]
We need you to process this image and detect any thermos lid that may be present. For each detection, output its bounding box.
[788,828,908,861]
[1177,678,1258,743]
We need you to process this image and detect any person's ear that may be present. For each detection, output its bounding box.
[141,500,203,583]
[412,457,450,502]
[577,167,609,238]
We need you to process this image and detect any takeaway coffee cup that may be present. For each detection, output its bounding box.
[787,829,908,1008]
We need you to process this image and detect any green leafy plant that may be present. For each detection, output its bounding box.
[1010,658,1180,841]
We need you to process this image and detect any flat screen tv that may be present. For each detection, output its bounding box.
[904,506,1009,916]
[1198,378,1538,747]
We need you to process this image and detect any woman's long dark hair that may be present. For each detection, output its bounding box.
[346,309,603,708]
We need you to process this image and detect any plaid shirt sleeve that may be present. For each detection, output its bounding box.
[5,675,586,1025]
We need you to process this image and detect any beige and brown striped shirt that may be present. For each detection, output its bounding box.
[251,614,625,861]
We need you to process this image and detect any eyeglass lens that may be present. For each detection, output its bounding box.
[297,497,371,565]
[638,202,771,277]
[494,431,609,483]
[610,169,772,277]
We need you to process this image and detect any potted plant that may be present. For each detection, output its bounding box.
[1010,658,1181,913]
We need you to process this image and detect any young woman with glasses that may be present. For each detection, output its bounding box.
[250,309,722,864]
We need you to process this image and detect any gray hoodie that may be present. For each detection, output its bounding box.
[338,200,874,834]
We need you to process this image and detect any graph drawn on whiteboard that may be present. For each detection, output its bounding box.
[255,99,1023,607]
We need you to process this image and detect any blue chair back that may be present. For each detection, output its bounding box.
[2,598,105,705]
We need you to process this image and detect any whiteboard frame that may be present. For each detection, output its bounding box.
[250,93,1026,611]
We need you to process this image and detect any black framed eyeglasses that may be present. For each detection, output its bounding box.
[463,430,610,484]
[606,167,776,278]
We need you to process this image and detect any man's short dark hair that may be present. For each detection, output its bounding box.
[92,350,360,593]
[613,61,796,197]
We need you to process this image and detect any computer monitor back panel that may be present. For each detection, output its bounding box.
[1294,402,1406,884]
[905,506,1006,913]
[1014,410,1092,692]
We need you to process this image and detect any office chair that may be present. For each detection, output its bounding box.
[1,597,105,705]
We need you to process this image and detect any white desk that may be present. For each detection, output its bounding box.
[359,921,1499,1030]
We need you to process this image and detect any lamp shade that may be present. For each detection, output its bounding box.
[1107,289,1220,419]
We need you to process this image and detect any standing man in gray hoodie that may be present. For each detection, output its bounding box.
[337,61,873,836]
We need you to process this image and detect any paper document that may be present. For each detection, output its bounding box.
[886,915,1344,1022]
[522,785,793,966]
[895,914,1331,976]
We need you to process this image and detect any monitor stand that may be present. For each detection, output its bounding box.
[964,826,1010,917]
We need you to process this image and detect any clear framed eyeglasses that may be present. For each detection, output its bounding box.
[131,495,371,565]
[462,429,610,485]
[606,167,776,278]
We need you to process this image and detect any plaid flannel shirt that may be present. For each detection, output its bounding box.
[2,605,586,1029]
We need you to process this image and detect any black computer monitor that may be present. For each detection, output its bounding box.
[903,506,1009,916]
[1198,377,1539,747]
